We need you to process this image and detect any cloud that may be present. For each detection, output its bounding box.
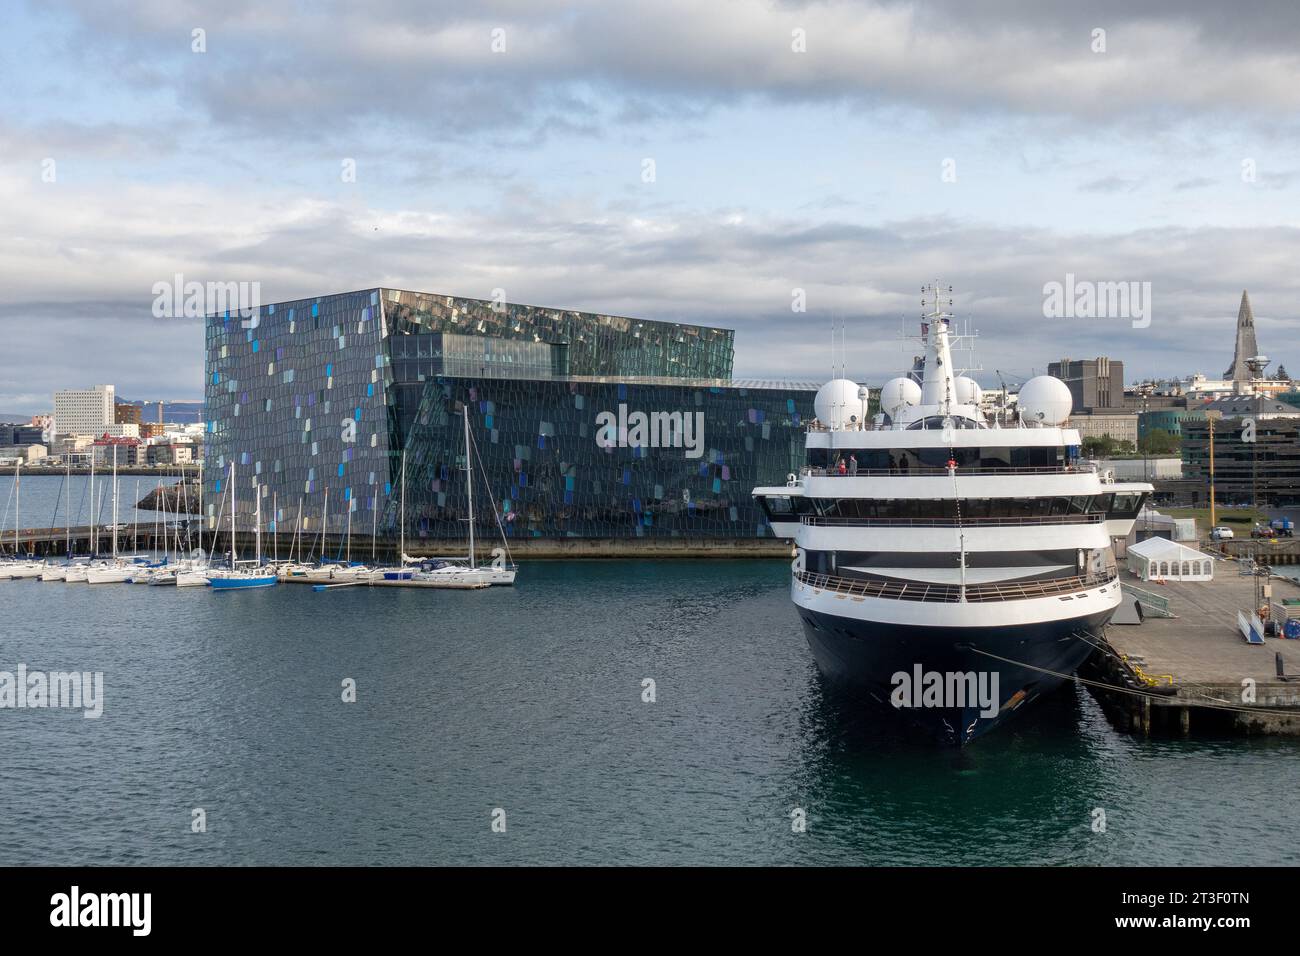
[41,0,1300,144]
[1080,176,1141,193]
[2,160,1297,411]
[4,1,1300,414]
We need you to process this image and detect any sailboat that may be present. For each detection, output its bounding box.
[411,408,517,587]
[207,462,277,589]
[86,448,135,583]
[368,449,472,587]
[391,408,516,588]
[1,461,44,579]
[38,461,74,580]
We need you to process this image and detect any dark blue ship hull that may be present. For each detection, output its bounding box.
[798,606,1112,745]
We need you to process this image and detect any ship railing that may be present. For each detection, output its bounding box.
[801,465,1078,477]
[792,568,1118,603]
[797,514,1106,528]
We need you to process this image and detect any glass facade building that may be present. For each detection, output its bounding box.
[204,288,816,546]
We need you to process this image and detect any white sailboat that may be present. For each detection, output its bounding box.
[2,461,44,579]
[400,408,516,588]
[87,447,133,583]
[207,462,277,589]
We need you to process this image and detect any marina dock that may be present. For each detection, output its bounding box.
[1094,565,1300,736]
[3,526,796,560]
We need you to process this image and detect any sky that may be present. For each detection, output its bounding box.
[2,0,1299,413]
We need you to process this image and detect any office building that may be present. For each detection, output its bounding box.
[53,385,114,438]
[204,288,817,544]
[1048,356,1124,413]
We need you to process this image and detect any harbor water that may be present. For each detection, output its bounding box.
[0,474,186,537]
[2,550,1298,865]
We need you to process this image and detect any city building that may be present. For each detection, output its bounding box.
[204,288,817,546]
[1181,398,1300,505]
[0,422,45,446]
[1096,457,1183,481]
[1069,412,1139,446]
[91,435,142,467]
[53,435,93,458]
[114,403,142,426]
[1137,407,1209,441]
[53,385,114,438]
[100,423,141,439]
[1199,394,1300,421]
[1047,356,1124,413]
[145,442,196,466]
[1182,291,1293,399]
[0,444,47,464]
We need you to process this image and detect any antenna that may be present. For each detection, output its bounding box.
[841,317,847,379]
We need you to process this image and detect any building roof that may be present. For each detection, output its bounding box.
[1201,395,1300,417]
[93,434,142,446]
[1128,536,1210,561]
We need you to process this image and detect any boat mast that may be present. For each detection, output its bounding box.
[464,407,475,570]
[111,446,118,558]
[345,496,352,564]
[230,460,237,565]
[370,489,377,562]
[133,479,140,552]
[64,459,71,557]
[255,482,262,565]
[89,450,95,554]
[170,471,179,558]
[13,460,19,557]
[273,491,278,563]
[294,497,303,563]
[399,449,406,563]
[320,487,329,562]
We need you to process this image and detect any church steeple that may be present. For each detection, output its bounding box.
[1223,290,1260,382]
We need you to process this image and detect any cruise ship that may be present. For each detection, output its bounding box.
[753,289,1151,744]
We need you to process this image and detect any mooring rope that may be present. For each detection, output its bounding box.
[968,646,1300,719]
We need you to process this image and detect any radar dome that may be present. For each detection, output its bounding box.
[954,376,983,406]
[880,377,922,418]
[1017,375,1073,425]
[814,378,866,426]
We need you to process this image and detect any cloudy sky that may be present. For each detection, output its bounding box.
[2,0,1299,413]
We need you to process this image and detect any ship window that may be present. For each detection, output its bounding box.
[764,496,793,516]
[1111,493,1145,517]
[801,496,1114,520]
[980,446,1012,468]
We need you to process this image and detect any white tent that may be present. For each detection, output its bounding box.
[1127,536,1214,582]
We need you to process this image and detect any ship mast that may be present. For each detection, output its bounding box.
[920,283,959,418]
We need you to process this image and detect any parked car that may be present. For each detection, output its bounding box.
[1211,526,1235,540]
[1251,524,1277,539]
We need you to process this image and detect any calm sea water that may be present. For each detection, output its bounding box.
[0,474,185,536]
[1,557,1297,866]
